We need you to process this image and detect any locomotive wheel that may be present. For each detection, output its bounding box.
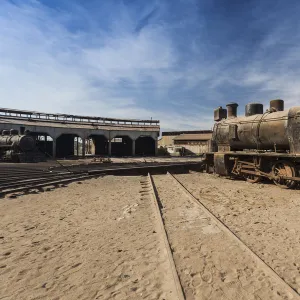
[244,173,261,183]
[272,161,296,189]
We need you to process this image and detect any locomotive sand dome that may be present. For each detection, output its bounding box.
[205,99,300,188]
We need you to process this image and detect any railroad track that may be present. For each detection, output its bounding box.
[0,162,200,197]
[148,172,299,300]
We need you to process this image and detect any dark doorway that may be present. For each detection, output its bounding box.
[88,135,108,155]
[136,136,156,156]
[56,134,80,158]
[111,136,132,157]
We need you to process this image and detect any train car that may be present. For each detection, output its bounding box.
[0,129,45,162]
[204,99,300,188]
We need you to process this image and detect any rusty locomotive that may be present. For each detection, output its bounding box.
[0,129,44,162]
[204,99,300,188]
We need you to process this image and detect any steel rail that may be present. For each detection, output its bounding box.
[0,162,201,197]
[148,173,185,300]
[86,162,200,176]
[0,174,98,196]
[167,172,300,298]
[0,173,79,190]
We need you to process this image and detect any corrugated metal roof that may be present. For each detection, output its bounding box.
[173,133,212,141]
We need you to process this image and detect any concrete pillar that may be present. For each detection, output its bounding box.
[52,138,57,159]
[82,138,86,158]
[132,139,136,156]
[108,139,112,156]
[155,138,158,156]
[76,138,79,156]
[44,134,47,153]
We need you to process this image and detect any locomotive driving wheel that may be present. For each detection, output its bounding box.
[272,161,297,189]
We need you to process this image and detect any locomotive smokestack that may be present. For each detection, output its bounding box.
[270,99,284,112]
[226,102,238,118]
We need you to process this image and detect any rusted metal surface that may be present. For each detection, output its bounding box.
[214,106,227,121]
[231,158,300,186]
[208,99,300,188]
[226,102,238,118]
[245,103,263,116]
[213,153,230,176]
[270,99,284,112]
[213,109,295,151]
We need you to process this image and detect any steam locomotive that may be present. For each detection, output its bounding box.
[0,129,44,162]
[204,99,300,188]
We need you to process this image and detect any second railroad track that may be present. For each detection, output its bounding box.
[148,172,299,300]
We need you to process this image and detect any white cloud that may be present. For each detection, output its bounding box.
[0,0,194,130]
[2,0,299,133]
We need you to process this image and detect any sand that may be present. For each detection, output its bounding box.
[0,176,176,300]
[175,172,300,294]
[0,171,299,300]
[152,174,298,300]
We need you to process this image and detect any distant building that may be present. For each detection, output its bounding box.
[158,130,212,155]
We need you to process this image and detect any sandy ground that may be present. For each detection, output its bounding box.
[0,172,299,300]
[175,172,300,294]
[0,176,177,300]
[152,174,298,300]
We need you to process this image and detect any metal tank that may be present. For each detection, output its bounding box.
[213,100,300,152]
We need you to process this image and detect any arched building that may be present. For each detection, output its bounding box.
[0,108,160,158]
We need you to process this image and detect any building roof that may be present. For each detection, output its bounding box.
[162,130,212,136]
[173,133,212,141]
[0,117,159,132]
[0,107,159,126]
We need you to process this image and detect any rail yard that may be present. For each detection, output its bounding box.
[1,99,300,300]
[0,169,299,300]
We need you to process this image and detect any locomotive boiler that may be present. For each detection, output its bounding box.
[0,129,39,162]
[205,99,300,188]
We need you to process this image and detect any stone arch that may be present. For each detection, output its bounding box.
[135,136,156,156]
[87,134,109,156]
[56,133,81,158]
[111,135,133,157]
[27,131,54,157]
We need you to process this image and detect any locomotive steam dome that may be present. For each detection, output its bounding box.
[226,102,238,118]
[270,99,284,112]
[245,103,264,116]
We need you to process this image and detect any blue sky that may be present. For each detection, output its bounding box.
[1,0,300,130]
